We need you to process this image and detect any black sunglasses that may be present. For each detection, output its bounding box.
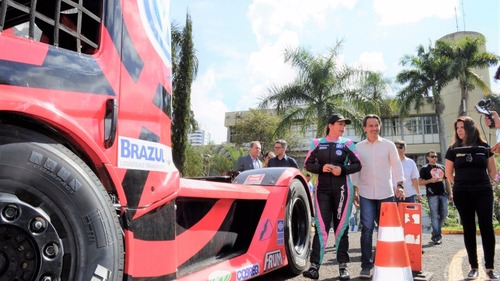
[429,155,438,158]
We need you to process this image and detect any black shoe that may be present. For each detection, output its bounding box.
[339,264,350,280]
[435,239,442,245]
[359,268,371,279]
[467,268,479,280]
[487,270,500,280]
[303,266,319,280]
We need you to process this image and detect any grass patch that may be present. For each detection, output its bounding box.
[442,222,500,231]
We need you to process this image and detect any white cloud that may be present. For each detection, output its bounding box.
[373,0,459,25]
[242,0,358,109]
[191,69,230,144]
[248,0,357,44]
[238,31,299,109]
[354,51,387,72]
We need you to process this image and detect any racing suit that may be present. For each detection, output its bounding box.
[304,137,362,266]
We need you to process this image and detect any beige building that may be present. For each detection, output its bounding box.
[225,31,494,168]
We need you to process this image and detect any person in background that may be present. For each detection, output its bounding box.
[445,116,499,280]
[393,140,421,203]
[267,139,299,168]
[303,114,361,281]
[480,62,500,152]
[419,150,452,245]
[351,114,405,279]
[349,206,358,232]
[305,173,314,194]
[484,110,500,153]
[235,141,262,172]
[263,151,275,167]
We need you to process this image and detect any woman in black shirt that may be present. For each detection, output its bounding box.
[445,116,499,280]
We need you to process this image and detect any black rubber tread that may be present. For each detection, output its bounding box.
[0,124,124,281]
[284,179,312,275]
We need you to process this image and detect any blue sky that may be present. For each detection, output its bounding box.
[171,0,500,144]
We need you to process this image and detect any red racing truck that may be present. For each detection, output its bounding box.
[0,1,313,280]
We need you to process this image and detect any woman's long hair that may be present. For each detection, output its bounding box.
[451,116,486,148]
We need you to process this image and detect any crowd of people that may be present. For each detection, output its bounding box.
[234,112,500,280]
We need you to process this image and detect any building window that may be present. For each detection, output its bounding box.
[422,115,439,134]
[382,118,401,136]
[403,117,422,135]
[381,115,439,144]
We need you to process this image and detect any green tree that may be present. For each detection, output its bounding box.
[435,34,499,116]
[358,71,395,117]
[396,42,450,157]
[184,144,203,177]
[199,144,242,176]
[231,109,282,153]
[171,13,198,175]
[259,42,384,138]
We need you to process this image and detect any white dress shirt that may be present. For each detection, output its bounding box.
[352,136,405,199]
[252,158,261,169]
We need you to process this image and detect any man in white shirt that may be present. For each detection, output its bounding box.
[352,114,405,279]
[393,140,421,203]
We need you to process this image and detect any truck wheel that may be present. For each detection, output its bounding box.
[0,125,124,281]
[284,179,312,275]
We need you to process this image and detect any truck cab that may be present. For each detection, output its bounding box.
[0,1,312,280]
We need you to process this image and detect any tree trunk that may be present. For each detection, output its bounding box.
[437,114,448,163]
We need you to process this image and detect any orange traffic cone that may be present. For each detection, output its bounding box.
[372,202,413,281]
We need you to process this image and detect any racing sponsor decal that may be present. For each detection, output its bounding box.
[338,185,345,219]
[263,250,283,272]
[118,136,175,172]
[277,219,284,245]
[318,144,328,150]
[259,219,273,241]
[137,0,172,68]
[236,264,260,281]
[243,174,265,185]
[208,270,231,281]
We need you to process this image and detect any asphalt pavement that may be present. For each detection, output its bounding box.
[254,230,500,281]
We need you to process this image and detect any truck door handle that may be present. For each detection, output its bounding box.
[104,99,117,148]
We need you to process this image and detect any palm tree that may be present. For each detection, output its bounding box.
[435,34,499,116]
[358,71,395,116]
[396,42,450,157]
[259,42,377,138]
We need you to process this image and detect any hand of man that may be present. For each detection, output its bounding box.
[396,188,405,200]
[415,194,422,202]
[486,110,500,129]
[492,142,500,153]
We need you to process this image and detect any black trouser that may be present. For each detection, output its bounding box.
[454,187,496,269]
[310,185,350,266]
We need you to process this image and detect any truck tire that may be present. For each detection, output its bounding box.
[284,179,312,275]
[0,125,124,281]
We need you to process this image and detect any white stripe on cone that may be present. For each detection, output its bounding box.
[377,226,405,242]
[373,266,413,280]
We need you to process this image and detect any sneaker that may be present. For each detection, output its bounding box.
[339,264,350,280]
[359,268,371,279]
[303,266,319,280]
[467,268,479,280]
[435,239,442,245]
[487,270,500,280]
